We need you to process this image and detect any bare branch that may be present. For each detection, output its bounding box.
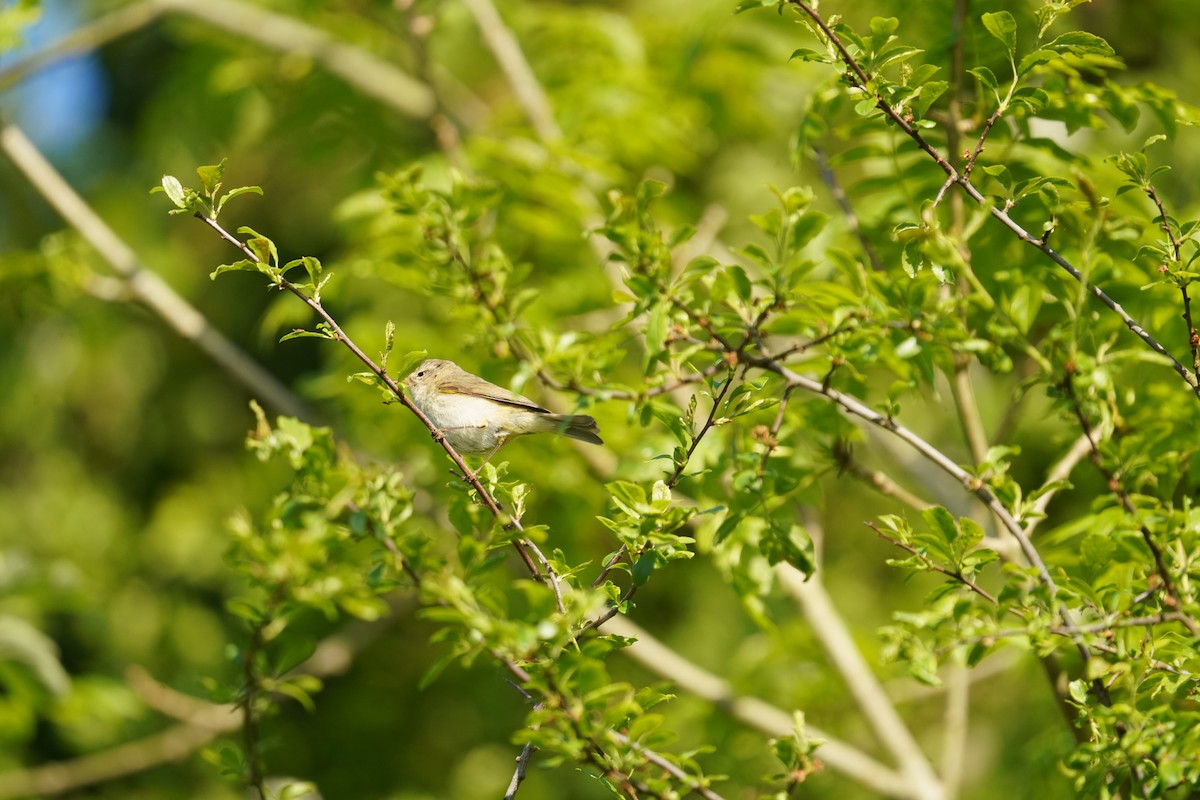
[0,724,221,800]
[0,3,164,92]
[604,614,928,800]
[834,440,932,512]
[156,0,434,118]
[460,0,562,143]
[786,0,1200,400]
[866,522,997,604]
[776,565,944,800]
[504,742,537,800]
[0,122,316,423]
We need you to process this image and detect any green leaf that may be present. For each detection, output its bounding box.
[395,350,428,379]
[632,550,663,586]
[921,506,959,544]
[968,66,998,93]
[911,81,948,118]
[734,0,775,12]
[160,174,186,208]
[981,11,1017,57]
[608,481,648,518]
[282,329,334,342]
[1018,49,1057,76]
[209,259,258,280]
[789,48,830,63]
[1045,31,1115,57]
[727,265,753,302]
[215,185,264,216]
[869,16,899,53]
[279,782,320,800]
[196,160,226,195]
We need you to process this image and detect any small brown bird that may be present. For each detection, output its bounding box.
[404,359,603,462]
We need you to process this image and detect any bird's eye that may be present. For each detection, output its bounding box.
[416,371,425,377]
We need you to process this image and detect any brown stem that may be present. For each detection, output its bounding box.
[194,214,561,598]
[786,0,1200,400]
[668,370,737,488]
[242,620,267,799]
[866,522,997,604]
[1059,375,1189,620]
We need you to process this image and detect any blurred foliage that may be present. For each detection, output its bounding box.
[4,0,1200,798]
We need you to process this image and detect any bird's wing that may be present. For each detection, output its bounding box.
[439,380,551,414]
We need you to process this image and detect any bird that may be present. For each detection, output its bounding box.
[403,359,602,464]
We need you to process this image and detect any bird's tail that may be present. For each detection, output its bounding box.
[547,414,603,446]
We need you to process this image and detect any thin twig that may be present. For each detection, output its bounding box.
[0,123,316,423]
[776,565,945,800]
[500,659,726,800]
[1059,375,1187,618]
[812,146,883,271]
[1144,184,1200,376]
[835,441,932,511]
[747,353,1108,702]
[668,370,736,488]
[961,108,1001,180]
[866,522,997,603]
[504,742,537,800]
[751,354,1052,585]
[460,0,562,143]
[603,614,923,800]
[242,621,267,800]
[1022,430,1095,538]
[155,0,433,118]
[194,214,565,607]
[786,0,1200,400]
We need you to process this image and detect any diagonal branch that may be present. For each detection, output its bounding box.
[460,0,562,143]
[155,0,434,118]
[605,613,931,800]
[0,2,164,93]
[194,214,563,607]
[775,565,945,800]
[866,522,997,604]
[1144,183,1200,376]
[786,0,1200,400]
[0,122,316,423]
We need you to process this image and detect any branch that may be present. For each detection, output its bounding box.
[0,122,316,423]
[812,146,883,272]
[786,0,1200,400]
[0,724,221,800]
[866,522,997,604]
[834,440,932,512]
[603,614,927,800]
[460,0,562,143]
[0,2,164,92]
[775,565,944,800]
[1059,375,1189,621]
[193,214,562,605]
[503,742,537,800]
[1144,183,1200,377]
[745,354,1110,702]
[154,0,434,118]
[501,658,727,800]
[749,354,1054,589]
[669,369,736,488]
[1022,430,1095,539]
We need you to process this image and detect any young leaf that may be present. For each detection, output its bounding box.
[981,11,1017,58]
